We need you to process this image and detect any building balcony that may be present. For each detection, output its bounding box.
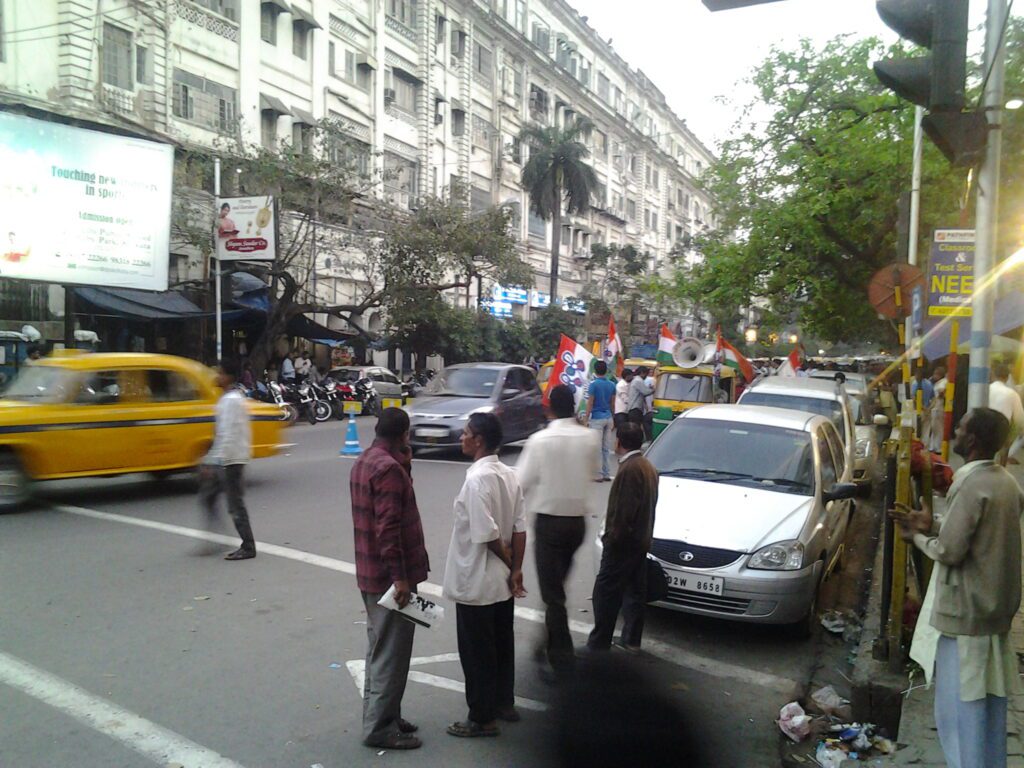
[385,104,417,126]
[385,14,417,44]
[101,84,136,116]
[174,0,240,43]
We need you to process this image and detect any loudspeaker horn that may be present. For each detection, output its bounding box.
[672,337,704,369]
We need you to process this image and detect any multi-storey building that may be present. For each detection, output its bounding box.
[0,0,715,348]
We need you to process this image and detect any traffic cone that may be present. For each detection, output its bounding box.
[340,413,362,456]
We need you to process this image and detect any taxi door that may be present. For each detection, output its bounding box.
[57,369,136,474]
[127,368,214,470]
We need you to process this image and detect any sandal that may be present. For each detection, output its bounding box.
[446,720,500,738]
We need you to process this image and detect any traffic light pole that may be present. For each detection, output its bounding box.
[967,0,1008,409]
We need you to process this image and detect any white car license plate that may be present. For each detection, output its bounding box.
[416,427,448,438]
[666,572,724,595]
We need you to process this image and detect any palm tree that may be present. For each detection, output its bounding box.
[519,118,598,300]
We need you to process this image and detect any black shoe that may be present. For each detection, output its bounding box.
[397,718,419,734]
[225,548,256,560]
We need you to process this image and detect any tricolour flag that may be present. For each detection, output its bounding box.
[656,323,676,366]
[545,334,595,408]
[715,329,754,382]
[605,316,624,376]
[777,345,802,377]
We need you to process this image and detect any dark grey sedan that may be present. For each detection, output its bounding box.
[406,363,546,452]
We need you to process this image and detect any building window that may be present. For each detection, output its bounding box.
[328,41,336,75]
[651,212,658,231]
[509,136,522,164]
[653,169,660,188]
[528,210,546,240]
[643,209,650,228]
[261,111,278,149]
[172,69,237,132]
[451,28,466,58]
[531,23,549,53]
[102,23,132,89]
[452,109,465,136]
[391,71,418,113]
[192,0,239,20]
[387,0,417,28]
[293,23,308,59]
[261,4,277,44]
[135,45,152,86]
[330,137,370,177]
[292,123,313,155]
[515,0,526,31]
[474,42,493,81]
[470,186,490,212]
[513,68,523,98]
[384,153,418,205]
[626,199,637,221]
[434,15,445,55]
[597,72,609,102]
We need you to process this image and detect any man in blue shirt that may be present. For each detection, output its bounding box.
[911,367,935,409]
[586,360,618,481]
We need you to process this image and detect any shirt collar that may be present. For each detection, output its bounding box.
[618,449,643,464]
[468,454,500,475]
[547,418,579,430]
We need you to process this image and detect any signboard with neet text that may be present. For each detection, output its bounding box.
[0,112,173,291]
[215,196,277,261]
[927,229,974,317]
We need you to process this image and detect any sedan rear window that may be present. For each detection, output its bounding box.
[740,392,845,437]
[647,419,814,496]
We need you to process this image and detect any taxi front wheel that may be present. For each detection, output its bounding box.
[0,454,30,512]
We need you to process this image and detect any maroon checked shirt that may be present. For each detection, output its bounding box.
[350,440,429,594]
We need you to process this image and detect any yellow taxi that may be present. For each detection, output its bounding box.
[537,360,555,394]
[0,352,284,508]
[651,364,737,438]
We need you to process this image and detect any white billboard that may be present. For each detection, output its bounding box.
[0,112,173,291]
[215,196,276,261]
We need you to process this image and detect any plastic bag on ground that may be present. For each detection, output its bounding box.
[815,743,847,768]
[778,701,813,743]
[810,684,852,720]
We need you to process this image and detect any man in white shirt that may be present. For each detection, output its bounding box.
[444,412,527,738]
[199,359,255,560]
[627,366,655,442]
[280,353,296,383]
[614,368,634,429]
[518,384,598,678]
[989,363,1024,453]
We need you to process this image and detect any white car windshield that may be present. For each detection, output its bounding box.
[740,392,845,439]
[646,420,815,496]
[426,368,499,398]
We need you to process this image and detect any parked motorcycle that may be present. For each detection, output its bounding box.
[352,377,380,416]
[296,381,333,425]
[249,380,299,425]
[319,377,349,420]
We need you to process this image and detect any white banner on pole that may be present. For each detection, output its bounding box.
[214,196,276,261]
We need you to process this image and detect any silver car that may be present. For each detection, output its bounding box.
[327,366,404,399]
[598,405,856,635]
[406,363,546,452]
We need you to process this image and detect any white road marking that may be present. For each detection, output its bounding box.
[0,650,247,768]
[55,504,794,691]
[345,654,547,711]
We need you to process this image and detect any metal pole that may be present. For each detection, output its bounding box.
[214,157,223,365]
[905,107,924,363]
[967,0,1008,409]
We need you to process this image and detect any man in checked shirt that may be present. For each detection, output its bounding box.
[349,408,430,750]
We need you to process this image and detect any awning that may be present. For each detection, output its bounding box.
[356,52,377,70]
[434,89,447,103]
[450,98,466,113]
[392,65,423,84]
[75,287,205,321]
[287,313,355,342]
[292,107,317,126]
[260,93,291,115]
[291,5,322,29]
[261,0,291,13]
[922,291,1024,361]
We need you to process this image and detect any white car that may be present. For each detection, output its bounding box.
[738,377,857,479]
[598,404,857,635]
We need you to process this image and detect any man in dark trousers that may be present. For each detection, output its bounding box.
[350,408,430,750]
[199,359,256,560]
[444,412,527,738]
[587,422,658,651]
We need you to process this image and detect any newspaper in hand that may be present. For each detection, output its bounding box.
[377,585,445,629]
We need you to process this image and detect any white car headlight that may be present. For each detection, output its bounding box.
[748,540,805,571]
[855,437,872,458]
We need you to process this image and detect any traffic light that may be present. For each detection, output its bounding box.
[873,0,988,166]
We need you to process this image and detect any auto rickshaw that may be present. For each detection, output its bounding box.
[651,364,737,438]
[0,331,31,388]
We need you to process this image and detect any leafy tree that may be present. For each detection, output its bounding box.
[520,118,599,300]
[661,33,1023,344]
[580,243,652,337]
[528,305,581,360]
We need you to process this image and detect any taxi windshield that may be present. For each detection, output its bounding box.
[2,366,78,403]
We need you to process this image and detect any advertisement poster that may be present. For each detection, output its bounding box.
[0,112,173,291]
[215,196,276,261]
[927,229,974,317]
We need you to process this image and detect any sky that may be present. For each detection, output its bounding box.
[570,0,993,150]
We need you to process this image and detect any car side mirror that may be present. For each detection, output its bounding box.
[872,413,890,426]
[823,482,858,502]
[501,388,519,400]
